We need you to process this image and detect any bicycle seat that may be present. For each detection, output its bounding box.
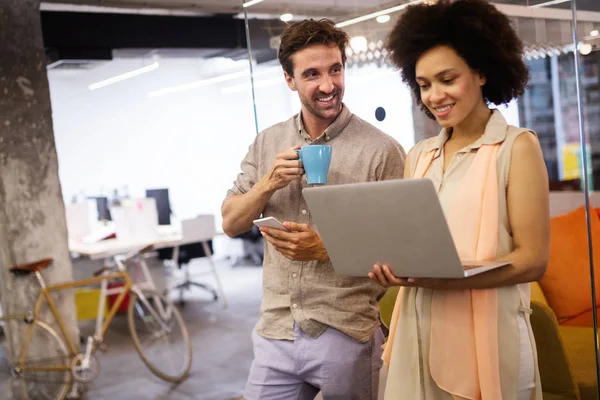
[10,258,53,275]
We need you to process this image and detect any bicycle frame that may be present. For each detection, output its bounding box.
[1,270,133,374]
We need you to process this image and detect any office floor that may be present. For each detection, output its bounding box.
[72,255,261,400]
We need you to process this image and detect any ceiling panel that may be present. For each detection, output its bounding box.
[40,0,405,17]
[483,0,599,12]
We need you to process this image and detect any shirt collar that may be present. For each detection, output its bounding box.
[295,103,353,142]
[423,109,509,158]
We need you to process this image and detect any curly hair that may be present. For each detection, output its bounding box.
[278,19,349,77]
[386,0,529,119]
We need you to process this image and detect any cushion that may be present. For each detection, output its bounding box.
[531,281,549,307]
[541,395,578,400]
[559,326,598,400]
[561,309,599,327]
[530,301,579,397]
[541,206,600,326]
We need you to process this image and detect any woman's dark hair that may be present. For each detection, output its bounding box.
[278,19,349,77]
[386,0,529,119]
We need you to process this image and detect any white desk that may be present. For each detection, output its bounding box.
[69,227,183,261]
[69,220,227,307]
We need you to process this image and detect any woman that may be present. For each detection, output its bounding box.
[368,0,550,399]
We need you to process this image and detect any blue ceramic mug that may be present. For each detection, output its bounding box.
[297,145,332,185]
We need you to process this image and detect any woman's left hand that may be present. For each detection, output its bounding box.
[368,264,447,289]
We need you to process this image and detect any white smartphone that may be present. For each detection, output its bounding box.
[253,216,289,231]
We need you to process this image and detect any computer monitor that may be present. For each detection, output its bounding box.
[145,188,171,225]
[87,196,111,221]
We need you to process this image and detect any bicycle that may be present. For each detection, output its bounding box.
[0,245,193,400]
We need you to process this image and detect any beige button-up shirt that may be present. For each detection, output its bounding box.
[227,105,406,342]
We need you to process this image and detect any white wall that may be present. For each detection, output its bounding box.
[48,57,415,230]
[344,66,415,149]
[49,57,260,227]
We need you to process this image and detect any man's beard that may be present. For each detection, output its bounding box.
[300,90,342,120]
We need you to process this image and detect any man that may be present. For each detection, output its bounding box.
[222,18,406,400]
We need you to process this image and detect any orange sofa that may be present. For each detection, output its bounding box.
[530,192,600,400]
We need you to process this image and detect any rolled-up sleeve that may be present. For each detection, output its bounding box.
[377,140,406,181]
[227,137,260,197]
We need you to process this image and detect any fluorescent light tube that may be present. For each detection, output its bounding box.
[89,62,159,90]
[336,0,424,28]
[221,77,284,95]
[528,0,569,8]
[148,70,250,97]
[243,0,265,8]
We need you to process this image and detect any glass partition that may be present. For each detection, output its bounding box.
[568,2,600,399]
[243,1,600,398]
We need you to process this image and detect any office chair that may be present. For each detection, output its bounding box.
[160,216,227,307]
[232,226,264,267]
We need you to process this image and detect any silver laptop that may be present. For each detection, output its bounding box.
[302,179,510,278]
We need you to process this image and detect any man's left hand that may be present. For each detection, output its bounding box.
[260,222,329,262]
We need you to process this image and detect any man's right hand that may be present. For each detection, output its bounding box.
[222,146,303,237]
[260,146,304,192]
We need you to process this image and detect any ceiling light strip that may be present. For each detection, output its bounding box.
[147,67,280,98]
[222,77,284,95]
[148,70,250,97]
[528,0,570,9]
[335,0,425,28]
[242,0,265,8]
[89,62,159,90]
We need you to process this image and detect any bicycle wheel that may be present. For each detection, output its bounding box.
[127,289,192,382]
[0,316,71,400]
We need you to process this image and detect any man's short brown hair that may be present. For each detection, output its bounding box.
[278,18,349,77]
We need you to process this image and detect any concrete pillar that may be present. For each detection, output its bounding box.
[0,0,78,375]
